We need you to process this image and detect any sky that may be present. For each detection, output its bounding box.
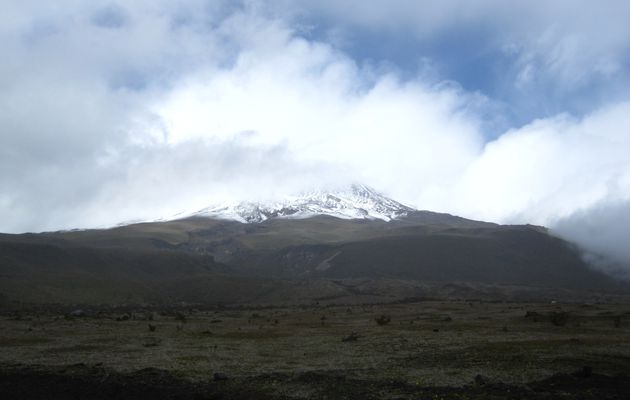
[1,0,630,270]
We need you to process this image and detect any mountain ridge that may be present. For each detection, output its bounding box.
[0,185,626,306]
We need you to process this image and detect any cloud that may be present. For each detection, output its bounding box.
[69,138,347,230]
[91,3,129,29]
[284,0,630,84]
[441,102,630,268]
[277,0,630,126]
[28,7,485,231]
[449,102,630,224]
[554,200,630,278]
[152,17,486,198]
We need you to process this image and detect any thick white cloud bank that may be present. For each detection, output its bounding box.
[1,1,630,270]
[452,103,630,224]
[451,104,630,270]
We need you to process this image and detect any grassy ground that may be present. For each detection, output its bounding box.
[2,300,630,394]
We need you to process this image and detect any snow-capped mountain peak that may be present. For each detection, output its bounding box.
[189,184,414,223]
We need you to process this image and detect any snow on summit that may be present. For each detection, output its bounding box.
[188,184,414,223]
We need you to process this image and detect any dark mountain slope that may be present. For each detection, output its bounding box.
[221,224,618,290]
[0,212,625,305]
[0,238,230,304]
[318,228,613,288]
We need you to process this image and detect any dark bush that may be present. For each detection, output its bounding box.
[175,312,187,323]
[142,337,161,347]
[342,332,361,342]
[116,313,130,321]
[550,311,569,327]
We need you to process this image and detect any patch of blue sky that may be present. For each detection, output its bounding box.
[296,14,630,139]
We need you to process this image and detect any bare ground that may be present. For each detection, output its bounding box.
[2,300,630,399]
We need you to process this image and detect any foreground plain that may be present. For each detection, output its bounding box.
[2,300,630,399]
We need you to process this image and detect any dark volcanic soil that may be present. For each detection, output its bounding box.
[1,363,629,400]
